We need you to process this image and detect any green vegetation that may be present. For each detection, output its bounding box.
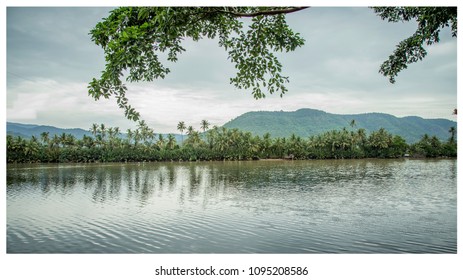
[88,7,457,122]
[89,7,307,121]
[6,122,457,164]
[223,108,456,143]
[373,7,457,83]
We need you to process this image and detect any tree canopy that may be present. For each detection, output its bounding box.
[88,6,457,122]
[373,7,457,83]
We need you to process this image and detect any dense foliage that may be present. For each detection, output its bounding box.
[6,122,457,163]
[89,7,306,121]
[89,7,457,122]
[373,7,457,83]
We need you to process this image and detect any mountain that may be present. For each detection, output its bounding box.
[7,122,93,139]
[6,122,184,143]
[7,109,456,144]
[223,108,456,143]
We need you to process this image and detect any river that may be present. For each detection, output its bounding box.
[6,159,457,253]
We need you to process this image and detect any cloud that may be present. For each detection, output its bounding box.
[6,7,457,134]
[7,79,134,129]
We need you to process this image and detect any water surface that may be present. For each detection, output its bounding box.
[7,159,457,253]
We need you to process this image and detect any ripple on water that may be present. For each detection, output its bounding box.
[7,160,457,253]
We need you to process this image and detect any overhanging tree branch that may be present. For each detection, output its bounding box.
[89,7,456,123]
[221,7,310,17]
[372,6,457,83]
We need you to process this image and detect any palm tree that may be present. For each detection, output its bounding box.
[126,129,134,145]
[185,130,202,148]
[206,126,219,150]
[421,133,430,143]
[65,134,76,147]
[24,138,39,159]
[200,119,210,133]
[137,121,155,145]
[339,127,350,151]
[261,132,272,158]
[114,127,120,137]
[30,135,39,144]
[327,130,340,153]
[357,128,367,145]
[354,128,367,155]
[82,135,94,148]
[349,119,356,129]
[107,127,115,147]
[112,127,121,147]
[288,133,303,158]
[368,128,392,157]
[248,135,261,158]
[90,123,99,137]
[133,129,141,146]
[449,126,456,144]
[99,123,106,141]
[59,133,68,147]
[51,134,60,148]
[187,126,195,136]
[142,128,155,145]
[177,121,186,144]
[157,134,166,149]
[166,134,177,150]
[216,127,229,153]
[40,132,50,146]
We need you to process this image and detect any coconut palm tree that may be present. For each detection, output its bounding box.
[200,119,210,133]
[59,133,68,147]
[24,138,39,159]
[339,127,351,151]
[133,129,141,146]
[184,130,202,148]
[65,134,76,147]
[137,121,155,145]
[126,129,134,145]
[157,134,166,149]
[82,135,95,148]
[449,126,456,144]
[215,127,229,154]
[40,132,50,146]
[260,132,272,158]
[143,128,155,145]
[50,134,60,148]
[187,125,194,135]
[368,128,392,157]
[177,121,186,144]
[349,119,356,129]
[356,128,367,147]
[166,134,177,150]
[99,123,107,141]
[206,126,219,150]
[90,123,99,137]
[108,127,115,138]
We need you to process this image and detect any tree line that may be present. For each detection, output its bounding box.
[6,120,457,163]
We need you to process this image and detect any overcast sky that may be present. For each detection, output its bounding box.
[6,5,457,133]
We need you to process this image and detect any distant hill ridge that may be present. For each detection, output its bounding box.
[223,108,456,143]
[7,122,93,140]
[6,122,184,142]
[7,108,456,144]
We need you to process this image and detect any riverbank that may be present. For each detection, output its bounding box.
[7,126,457,163]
